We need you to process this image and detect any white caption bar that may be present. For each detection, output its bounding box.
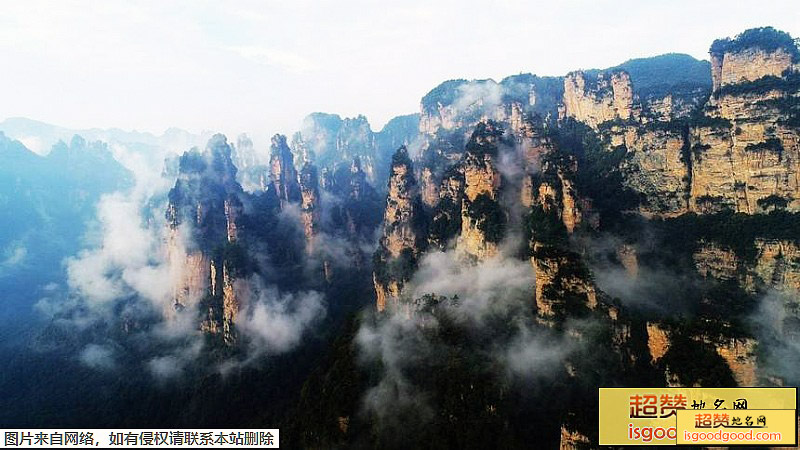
[1,429,278,448]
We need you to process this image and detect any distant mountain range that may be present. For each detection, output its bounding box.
[0,117,212,156]
[0,132,132,336]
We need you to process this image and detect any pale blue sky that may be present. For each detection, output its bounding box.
[0,0,797,138]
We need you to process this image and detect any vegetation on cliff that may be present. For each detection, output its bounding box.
[545,119,638,226]
[464,194,505,243]
[710,26,799,61]
[420,79,470,113]
[654,210,800,263]
[595,53,712,98]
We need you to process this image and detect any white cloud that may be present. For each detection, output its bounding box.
[235,277,326,358]
[503,326,573,378]
[148,355,184,380]
[409,251,534,323]
[452,81,504,115]
[63,141,176,313]
[79,344,116,370]
[225,45,318,74]
[1,244,27,269]
[240,290,325,352]
[64,189,172,309]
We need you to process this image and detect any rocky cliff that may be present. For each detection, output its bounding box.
[419,76,563,137]
[165,134,247,343]
[456,121,505,260]
[164,131,388,344]
[694,239,800,294]
[646,321,759,387]
[231,133,273,193]
[688,62,800,214]
[710,27,797,91]
[373,147,425,312]
[378,148,423,259]
[595,28,800,217]
[559,425,592,450]
[561,71,634,128]
[293,112,419,187]
[269,134,302,207]
[299,162,321,254]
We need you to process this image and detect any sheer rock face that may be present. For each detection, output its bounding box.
[419,102,462,135]
[419,77,563,131]
[230,134,267,192]
[373,147,423,312]
[559,425,592,450]
[711,47,794,91]
[519,124,553,207]
[616,244,639,278]
[694,240,800,293]
[458,213,497,261]
[165,134,247,343]
[561,71,634,128]
[621,128,691,216]
[199,260,248,345]
[647,322,758,387]
[531,250,558,319]
[269,134,302,207]
[462,153,501,203]
[166,134,242,311]
[690,239,799,386]
[420,166,439,207]
[294,114,377,181]
[531,244,597,323]
[417,77,563,169]
[231,133,257,169]
[374,273,402,313]
[528,128,585,234]
[534,171,583,234]
[524,131,598,323]
[644,95,675,122]
[167,226,210,317]
[715,338,758,387]
[348,157,368,201]
[221,264,248,345]
[693,242,740,282]
[299,163,321,254]
[558,173,581,233]
[440,169,466,202]
[381,149,421,258]
[427,167,465,250]
[686,126,738,214]
[646,322,670,363]
[753,239,800,293]
[529,225,599,327]
[224,199,239,243]
[687,114,800,214]
[457,122,504,260]
[610,75,800,216]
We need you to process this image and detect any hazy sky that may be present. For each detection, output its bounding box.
[0,0,798,138]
